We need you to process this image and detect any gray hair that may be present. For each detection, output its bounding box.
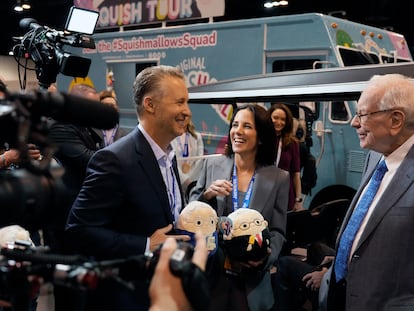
[368,74,414,128]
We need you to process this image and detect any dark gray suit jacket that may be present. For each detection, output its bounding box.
[189,155,289,259]
[189,155,289,311]
[324,146,414,311]
[65,126,183,311]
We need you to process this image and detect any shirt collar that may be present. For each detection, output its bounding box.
[384,133,414,172]
[138,123,175,164]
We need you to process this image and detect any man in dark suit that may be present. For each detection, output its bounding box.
[321,73,414,311]
[65,65,191,311]
[92,90,128,148]
[47,83,103,311]
[47,83,102,253]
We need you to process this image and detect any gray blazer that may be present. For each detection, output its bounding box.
[324,146,414,311]
[189,155,289,263]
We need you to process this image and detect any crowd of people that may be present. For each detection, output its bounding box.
[1,66,414,311]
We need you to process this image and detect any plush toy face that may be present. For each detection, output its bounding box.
[229,208,268,237]
[0,225,33,247]
[176,201,218,252]
[222,208,271,262]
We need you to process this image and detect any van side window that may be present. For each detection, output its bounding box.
[331,101,350,121]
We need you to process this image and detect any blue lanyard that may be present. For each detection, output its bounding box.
[178,132,189,157]
[232,165,256,211]
[102,124,118,146]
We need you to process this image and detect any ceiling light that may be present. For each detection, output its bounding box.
[14,0,31,12]
[264,1,289,8]
[22,2,31,10]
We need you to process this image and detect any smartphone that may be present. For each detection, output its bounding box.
[64,6,99,35]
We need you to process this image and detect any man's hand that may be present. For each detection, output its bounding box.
[149,224,190,251]
[149,232,208,311]
[302,267,328,291]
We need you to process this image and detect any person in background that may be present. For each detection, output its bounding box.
[269,103,303,211]
[273,241,335,311]
[293,118,308,168]
[189,103,289,311]
[48,83,102,201]
[0,78,42,169]
[47,83,103,311]
[65,65,191,311]
[321,74,414,311]
[95,89,128,147]
[0,77,43,311]
[171,118,204,196]
[0,144,41,169]
[47,83,102,251]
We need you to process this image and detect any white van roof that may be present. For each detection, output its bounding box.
[188,62,414,103]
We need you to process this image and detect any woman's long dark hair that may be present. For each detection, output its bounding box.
[268,103,298,147]
[225,104,277,166]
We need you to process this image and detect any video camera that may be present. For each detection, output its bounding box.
[1,7,209,311]
[12,6,100,89]
[0,5,115,227]
[0,239,208,311]
[0,89,119,229]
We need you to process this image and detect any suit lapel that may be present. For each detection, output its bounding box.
[172,156,185,211]
[356,146,414,249]
[135,129,174,223]
[250,167,273,214]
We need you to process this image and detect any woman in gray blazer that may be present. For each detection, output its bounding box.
[190,104,289,311]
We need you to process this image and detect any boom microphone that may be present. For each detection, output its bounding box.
[11,90,119,129]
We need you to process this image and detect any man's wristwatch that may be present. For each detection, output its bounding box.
[295,197,303,203]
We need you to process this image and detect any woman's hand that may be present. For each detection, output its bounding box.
[203,179,232,200]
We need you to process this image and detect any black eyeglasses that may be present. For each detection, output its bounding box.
[354,109,393,122]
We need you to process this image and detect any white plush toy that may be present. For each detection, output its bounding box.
[221,208,271,262]
[0,225,33,247]
[176,200,218,253]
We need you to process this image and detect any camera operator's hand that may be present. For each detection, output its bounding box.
[149,232,208,311]
[1,144,42,168]
[27,143,42,161]
[149,224,190,252]
[0,149,19,168]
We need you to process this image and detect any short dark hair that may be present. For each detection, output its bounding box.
[225,104,277,166]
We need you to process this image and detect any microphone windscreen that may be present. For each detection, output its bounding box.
[32,91,119,129]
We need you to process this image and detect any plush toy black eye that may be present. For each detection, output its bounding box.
[240,222,249,230]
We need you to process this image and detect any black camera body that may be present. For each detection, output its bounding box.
[13,6,99,89]
[0,239,197,309]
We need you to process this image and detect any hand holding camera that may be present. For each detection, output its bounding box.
[149,232,210,311]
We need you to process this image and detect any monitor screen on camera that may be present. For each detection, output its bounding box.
[65,6,99,35]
